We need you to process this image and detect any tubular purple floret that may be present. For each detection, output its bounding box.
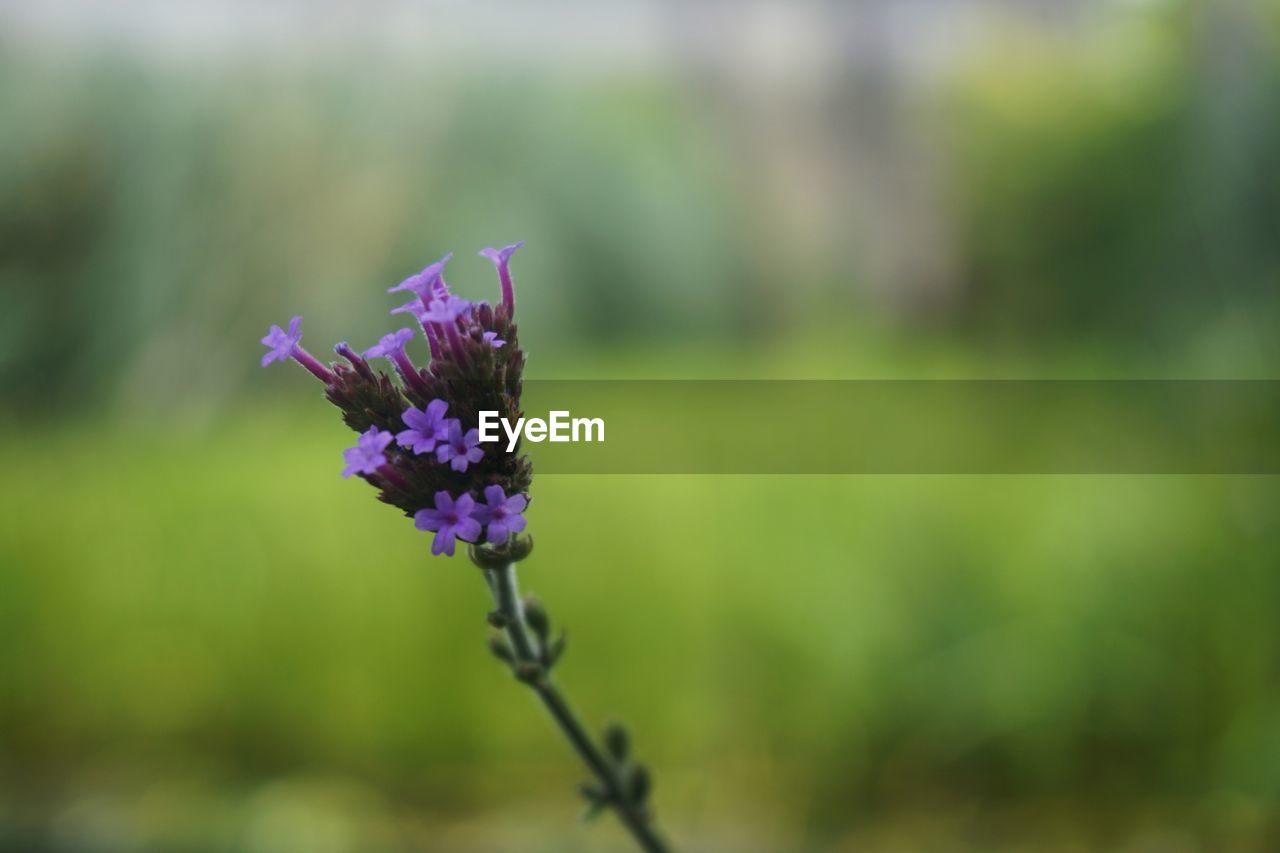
[334,341,363,367]
[478,242,524,314]
[416,267,450,315]
[291,346,336,384]
[389,252,453,297]
[423,322,442,360]
[391,350,432,398]
[441,321,468,364]
[261,315,333,382]
[423,295,474,365]
[389,300,443,360]
[431,268,451,302]
[334,341,377,382]
[364,329,431,397]
[391,299,429,321]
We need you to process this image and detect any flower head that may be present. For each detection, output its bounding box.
[397,399,450,455]
[342,427,394,478]
[436,420,485,472]
[414,491,482,556]
[268,243,531,556]
[363,328,415,360]
[260,316,303,366]
[389,252,453,297]
[476,485,528,543]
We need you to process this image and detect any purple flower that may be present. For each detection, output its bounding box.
[342,427,394,479]
[363,328,415,360]
[423,295,473,325]
[391,299,442,360]
[389,252,453,297]
[391,299,429,321]
[483,331,506,348]
[423,295,475,362]
[260,315,334,383]
[475,485,528,543]
[436,420,484,472]
[414,490,482,556]
[397,399,450,455]
[260,316,303,366]
[479,241,524,312]
[362,327,433,397]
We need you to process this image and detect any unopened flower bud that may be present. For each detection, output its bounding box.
[487,634,514,664]
[523,595,550,640]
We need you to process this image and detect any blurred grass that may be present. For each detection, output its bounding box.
[1,397,1278,849]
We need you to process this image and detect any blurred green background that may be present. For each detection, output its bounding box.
[2,1,1279,850]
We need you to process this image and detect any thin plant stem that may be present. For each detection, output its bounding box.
[487,561,672,853]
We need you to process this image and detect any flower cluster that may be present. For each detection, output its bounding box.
[261,243,533,556]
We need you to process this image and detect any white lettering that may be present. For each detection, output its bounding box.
[525,418,547,443]
[475,411,605,451]
[502,416,524,453]
[549,410,570,442]
[478,411,500,444]
[573,416,605,442]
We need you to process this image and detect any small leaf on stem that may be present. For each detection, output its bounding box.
[577,781,610,823]
[625,763,652,806]
[604,721,630,763]
[546,630,567,667]
[487,634,514,664]
[523,594,550,640]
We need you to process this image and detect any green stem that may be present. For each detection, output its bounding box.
[488,561,672,853]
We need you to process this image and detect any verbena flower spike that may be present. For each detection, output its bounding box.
[259,244,673,852]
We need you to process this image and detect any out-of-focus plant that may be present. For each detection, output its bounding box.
[941,11,1280,346]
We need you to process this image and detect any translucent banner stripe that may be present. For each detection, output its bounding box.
[480,380,1280,474]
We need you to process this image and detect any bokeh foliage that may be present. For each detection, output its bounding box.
[1,2,1279,850]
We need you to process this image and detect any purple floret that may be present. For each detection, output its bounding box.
[436,420,484,473]
[363,328,415,360]
[478,241,524,312]
[423,295,473,325]
[414,490,482,556]
[423,295,475,362]
[389,252,452,297]
[260,315,303,366]
[260,315,334,383]
[342,427,394,479]
[475,485,528,544]
[391,299,430,321]
[397,399,450,455]
[483,331,506,348]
